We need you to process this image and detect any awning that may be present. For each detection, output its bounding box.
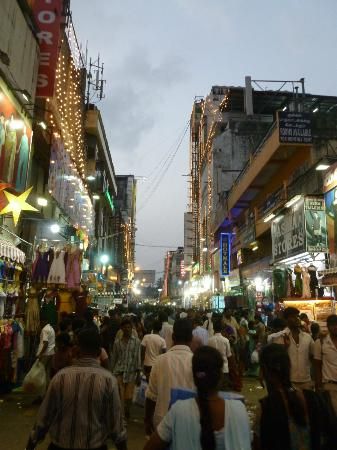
[0,239,25,263]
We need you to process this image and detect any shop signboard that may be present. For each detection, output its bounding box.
[241,224,256,247]
[0,85,33,192]
[271,198,305,262]
[278,112,312,144]
[220,233,231,277]
[48,138,94,234]
[304,197,328,253]
[32,0,63,97]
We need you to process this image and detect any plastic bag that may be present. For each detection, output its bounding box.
[133,376,147,407]
[251,349,259,364]
[23,360,46,395]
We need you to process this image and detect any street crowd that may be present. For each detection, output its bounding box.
[24,306,337,450]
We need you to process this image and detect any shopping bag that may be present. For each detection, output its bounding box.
[23,360,46,395]
[133,376,147,407]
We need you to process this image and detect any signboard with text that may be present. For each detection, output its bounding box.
[304,197,328,253]
[32,0,63,97]
[220,233,231,277]
[278,112,312,144]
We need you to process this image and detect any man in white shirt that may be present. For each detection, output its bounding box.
[223,308,240,343]
[203,311,214,337]
[314,314,337,414]
[283,307,315,390]
[36,317,55,385]
[159,312,173,349]
[192,316,208,348]
[141,320,166,381]
[145,318,194,434]
[208,318,233,389]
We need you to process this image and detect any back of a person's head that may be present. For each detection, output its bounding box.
[212,318,223,334]
[271,318,286,331]
[283,306,299,320]
[158,311,168,323]
[152,320,162,333]
[59,318,71,332]
[172,318,192,344]
[77,328,101,357]
[84,308,94,323]
[72,318,85,333]
[193,316,203,327]
[56,332,71,350]
[192,346,223,450]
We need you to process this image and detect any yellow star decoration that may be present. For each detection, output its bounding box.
[0,187,38,226]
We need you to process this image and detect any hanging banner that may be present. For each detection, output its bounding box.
[271,198,305,262]
[278,112,312,144]
[220,233,231,277]
[32,0,63,97]
[0,85,33,192]
[304,197,328,253]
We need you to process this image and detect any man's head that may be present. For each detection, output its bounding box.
[84,309,94,323]
[59,318,71,333]
[152,320,162,334]
[77,328,101,358]
[271,318,286,333]
[283,307,300,330]
[55,332,71,351]
[300,313,310,325]
[109,309,121,320]
[192,316,203,329]
[158,311,168,323]
[327,315,337,337]
[223,308,232,319]
[213,318,223,334]
[121,318,133,338]
[172,318,193,346]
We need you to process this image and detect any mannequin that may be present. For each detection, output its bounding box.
[302,267,311,298]
[287,268,295,297]
[308,264,319,298]
[294,264,303,296]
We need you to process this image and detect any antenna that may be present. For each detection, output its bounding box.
[85,52,106,107]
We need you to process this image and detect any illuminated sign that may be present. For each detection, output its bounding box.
[220,233,231,277]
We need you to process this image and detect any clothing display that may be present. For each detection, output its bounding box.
[302,267,311,298]
[294,265,303,296]
[32,249,52,283]
[57,290,74,315]
[66,249,81,289]
[48,250,66,284]
[308,264,319,298]
[25,291,40,334]
[15,131,29,192]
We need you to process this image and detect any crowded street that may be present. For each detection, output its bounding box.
[1,0,337,449]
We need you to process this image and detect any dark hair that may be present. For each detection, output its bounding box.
[213,318,223,333]
[192,346,223,450]
[271,318,286,331]
[84,309,94,322]
[283,307,300,320]
[59,318,71,332]
[193,316,203,327]
[56,332,71,349]
[77,328,101,356]
[172,318,192,344]
[260,344,306,427]
[299,313,309,320]
[159,311,169,323]
[152,320,162,333]
[327,314,337,326]
[311,322,320,335]
[121,318,132,328]
[72,318,85,333]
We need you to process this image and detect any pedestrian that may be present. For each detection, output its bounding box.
[159,311,173,349]
[283,307,315,390]
[314,314,337,415]
[299,313,311,333]
[36,314,56,387]
[145,318,195,434]
[26,328,127,450]
[203,311,214,338]
[141,320,167,382]
[254,315,266,344]
[208,319,233,390]
[108,308,122,345]
[266,318,287,344]
[311,322,321,341]
[223,308,240,344]
[83,308,99,331]
[111,318,141,420]
[51,332,72,377]
[144,346,251,450]
[100,315,113,356]
[253,343,334,450]
[192,316,209,346]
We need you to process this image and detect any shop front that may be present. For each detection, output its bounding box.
[271,195,335,330]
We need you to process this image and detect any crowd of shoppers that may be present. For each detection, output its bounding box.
[25,304,337,449]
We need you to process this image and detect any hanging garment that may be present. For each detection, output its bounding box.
[308,265,319,298]
[66,249,81,289]
[48,250,66,284]
[58,290,74,315]
[32,250,52,283]
[25,295,40,334]
[302,268,311,298]
[4,294,15,318]
[294,265,303,296]
[287,269,295,297]
[0,290,6,319]
[73,290,87,316]
[15,132,29,192]
[3,122,17,184]
[273,268,287,300]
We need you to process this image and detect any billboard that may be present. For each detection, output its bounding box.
[220,233,231,277]
[0,85,33,192]
[304,197,328,253]
[32,0,63,97]
[278,112,312,144]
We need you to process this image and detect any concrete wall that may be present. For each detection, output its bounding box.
[0,0,39,101]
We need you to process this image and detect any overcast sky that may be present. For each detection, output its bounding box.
[71,0,337,274]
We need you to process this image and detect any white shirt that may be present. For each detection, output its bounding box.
[203,319,214,337]
[146,345,194,427]
[37,324,55,356]
[313,334,337,382]
[141,334,166,366]
[160,322,173,349]
[192,326,208,346]
[287,328,315,383]
[208,333,232,373]
[267,329,288,345]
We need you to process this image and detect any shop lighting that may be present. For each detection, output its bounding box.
[100,254,109,264]
[313,107,319,113]
[11,119,24,130]
[202,247,208,252]
[37,197,48,207]
[200,237,206,242]
[93,194,100,200]
[50,224,60,234]
[282,106,287,112]
[316,163,330,171]
[252,245,258,251]
[39,121,47,130]
[285,195,302,208]
[263,213,276,223]
[86,175,95,181]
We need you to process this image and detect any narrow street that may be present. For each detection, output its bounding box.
[0,378,263,449]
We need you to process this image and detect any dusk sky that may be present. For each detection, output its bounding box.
[71,0,337,274]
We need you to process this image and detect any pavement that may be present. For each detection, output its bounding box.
[0,377,264,450]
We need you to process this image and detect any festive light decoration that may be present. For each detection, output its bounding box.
[0,187,38,226]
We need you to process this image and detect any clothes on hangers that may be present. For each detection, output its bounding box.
[66,248,81,289]
[48,250,66,284]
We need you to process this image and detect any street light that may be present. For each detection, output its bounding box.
[50,223,60,234]
[100,254,109,265]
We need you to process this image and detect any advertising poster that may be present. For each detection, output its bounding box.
[271,198,305,262]
[304,197,328,253]
[48,138,94,235]
[0,86,33,192]
[278,111,312,144]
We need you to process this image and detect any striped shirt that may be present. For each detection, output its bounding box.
[30,358,126,449]
[111,335,141,383]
